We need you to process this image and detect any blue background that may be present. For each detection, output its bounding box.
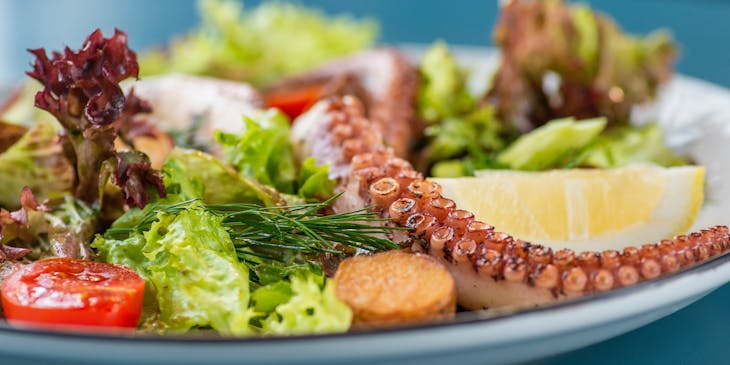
[1,1,729,364]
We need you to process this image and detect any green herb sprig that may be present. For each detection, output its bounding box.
[105,194,404,264]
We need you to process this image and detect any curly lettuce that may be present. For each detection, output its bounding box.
[215,109,334,201]
[27,29,164,208]
[215,110,296,193]
[257,273,352,335]
[416,42,505,177]
[95,161,352,336]
[94,203,255,335]
[140,0,378,86]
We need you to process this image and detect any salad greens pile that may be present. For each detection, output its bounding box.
[93,197,353,335]
[0,22,399,336]
[92,108,402,334]
[140,0,378,86]
[415,0,685,177]
[488,0,676,130]
[0,0,692,337]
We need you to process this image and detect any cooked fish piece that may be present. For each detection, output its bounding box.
[126,74,263,154]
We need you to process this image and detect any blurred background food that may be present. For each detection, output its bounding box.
[0,0,728,88]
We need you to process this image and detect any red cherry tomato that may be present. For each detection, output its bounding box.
[1,258,144,330]
[265,84,326,120]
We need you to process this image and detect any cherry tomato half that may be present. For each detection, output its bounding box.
[265,84,326,120]
[1,258,144,330]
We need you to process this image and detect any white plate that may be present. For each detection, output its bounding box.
[0,46,729,365]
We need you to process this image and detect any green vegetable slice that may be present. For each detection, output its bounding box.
[497,117,607,170]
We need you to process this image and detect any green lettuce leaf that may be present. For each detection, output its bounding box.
[497,117,607,170]
[215,110,335,201]
[416,42,505,176]
[94,203,255,335]
[582,123,687,168]
[215,110,296,193]
[0,120,74,209]
[258,272,352,335]
[140,0,378,86]
[296,157,336,201]
[417,41,475,123]
[165,147,286,206]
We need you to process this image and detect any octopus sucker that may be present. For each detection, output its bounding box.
[292,96,730,309]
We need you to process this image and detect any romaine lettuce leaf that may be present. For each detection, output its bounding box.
[497,117,607,170]
[259,273,352,335]
[94,203,255,335]
[165,147,286,206]
[140,0,378,86]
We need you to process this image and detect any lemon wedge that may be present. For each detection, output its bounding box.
[431,165,705,251]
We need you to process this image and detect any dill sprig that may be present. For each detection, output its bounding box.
[104,195,404,264]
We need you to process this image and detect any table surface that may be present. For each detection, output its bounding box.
[2,1,729,364]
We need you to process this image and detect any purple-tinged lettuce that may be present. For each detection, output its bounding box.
[27,29,165,208]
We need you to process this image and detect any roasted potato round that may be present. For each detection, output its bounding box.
[334,250,456,328]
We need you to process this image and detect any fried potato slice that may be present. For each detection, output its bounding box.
[334,250,456,328]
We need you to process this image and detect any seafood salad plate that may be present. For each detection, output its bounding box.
[0,1,728,364]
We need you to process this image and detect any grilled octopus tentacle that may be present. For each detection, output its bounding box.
[292,96,730,309]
